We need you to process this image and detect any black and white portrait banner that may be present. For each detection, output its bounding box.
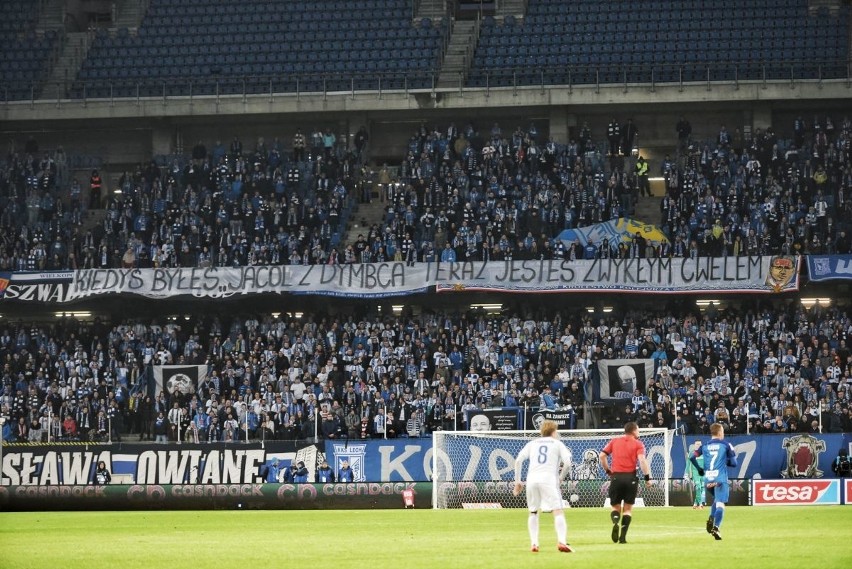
[153,365,207,397]
[596,359,655,402]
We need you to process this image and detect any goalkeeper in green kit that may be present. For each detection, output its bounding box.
[685,440,705,509]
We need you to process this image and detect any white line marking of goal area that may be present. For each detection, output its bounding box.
[638,526,706,535]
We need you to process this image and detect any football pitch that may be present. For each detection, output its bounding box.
[1,507,849,569]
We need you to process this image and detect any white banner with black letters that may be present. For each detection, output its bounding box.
[0,256,800,302]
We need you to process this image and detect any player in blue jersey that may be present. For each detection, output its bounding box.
[689,423,737,540]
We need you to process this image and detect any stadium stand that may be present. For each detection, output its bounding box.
[70,0,445,99]
[0,0,60,101]
[0,303,850,443]
[2,0,851,444]
[468,0,850,87]
[0,113,849,272]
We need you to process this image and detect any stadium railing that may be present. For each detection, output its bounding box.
[4,59,850,105]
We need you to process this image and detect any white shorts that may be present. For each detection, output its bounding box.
[526,481,563,513]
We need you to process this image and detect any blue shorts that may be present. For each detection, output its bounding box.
[705,481,729,504]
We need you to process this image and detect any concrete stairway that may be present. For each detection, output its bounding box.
[807,0,842,14]
[37,0,65,31]
[415,0,447,22]
[81,209,107,233]
[41,32,90,99]
[40,32,91,100]
[343,198,387,248]
[113,0,149,29]
[495,0,527,17]
[633,195,662,226]
[435,19,477,90]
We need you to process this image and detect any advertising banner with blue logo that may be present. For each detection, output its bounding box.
[2,435,847,486]
[752,479,841,505]
[807,255,852,281]
[325,433,850,483]
[673,433,850,481]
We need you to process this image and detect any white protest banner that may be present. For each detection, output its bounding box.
[1,255,799,303]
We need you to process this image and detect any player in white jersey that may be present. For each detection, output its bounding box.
[512,419,574,554]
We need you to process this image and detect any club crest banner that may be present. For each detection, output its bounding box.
[807,255,852,282]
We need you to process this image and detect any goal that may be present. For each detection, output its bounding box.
[432,428,673,509]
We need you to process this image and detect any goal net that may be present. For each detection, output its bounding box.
[432,428,672,509]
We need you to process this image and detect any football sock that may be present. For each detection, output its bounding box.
[554,513,567,544]
[709,504,717,519]
[713,507,724,528]
[610,510,621,525]
[528,514,539,546]
[620,514,631,537]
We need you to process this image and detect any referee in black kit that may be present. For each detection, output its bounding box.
[599,422,653,544]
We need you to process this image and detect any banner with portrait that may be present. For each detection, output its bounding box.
[465,408,522,431]
[152,365,207,397]
[595,359,654,403]
[525,408,577,431]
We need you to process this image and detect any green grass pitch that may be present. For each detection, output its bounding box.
[1,507,850,569]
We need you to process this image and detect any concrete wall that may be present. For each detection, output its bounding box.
[2,80,850,169]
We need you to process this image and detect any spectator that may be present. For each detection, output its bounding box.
[91,460,111,485]
[154,411,168,442]
[316,459,335,482]
[292,460,309,483]
[292,128,306,163]
[338,459,355,482]
[635,156,650,197]
[88,169,102,210]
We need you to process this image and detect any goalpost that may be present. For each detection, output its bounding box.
[432,428,673,509]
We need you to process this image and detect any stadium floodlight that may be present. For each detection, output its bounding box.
[471,303,503,314]
[800,298,831,308]
[432,428,672,509]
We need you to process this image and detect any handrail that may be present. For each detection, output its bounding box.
[3,58,850,105]
[462,10,482,80]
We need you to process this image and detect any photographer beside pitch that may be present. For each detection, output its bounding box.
[512,419,574,554]
[831,448,851,478]
[689,423,738,540]
[599,421,652,544]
